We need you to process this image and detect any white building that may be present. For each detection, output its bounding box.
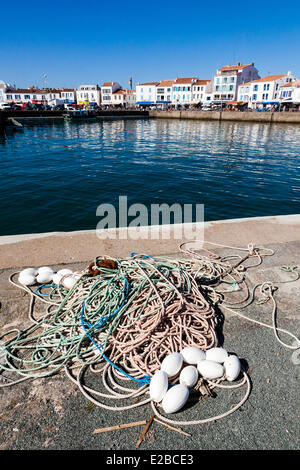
[156,80,174,107]
[111,89,136,107]
[172,77,198,106]
[77,85,101,106]
[191,79,213,105]
[136,82,159,106]
[125,89,136,107]
[213,62,260,104]
[278,80,300,108]
[60,89,76,103]
[0,81,14,102]
[4,87,47,104]
[101,82,122,106]
[238,72,295,109]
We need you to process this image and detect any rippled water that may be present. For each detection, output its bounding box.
[0,118,299,235]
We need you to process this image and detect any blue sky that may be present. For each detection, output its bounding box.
[1,0,299,89]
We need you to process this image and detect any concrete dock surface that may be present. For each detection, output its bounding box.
[0,214,299,450]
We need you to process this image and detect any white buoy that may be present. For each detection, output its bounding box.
[18,272,36,286]
[179,366,199,388]
[161,352,183,378]
[162,384,189,414]
[197,360,224,380]
[149,370,169,403]
[224,355,241,382]
[181,346,205,364]
[206,347,228,364]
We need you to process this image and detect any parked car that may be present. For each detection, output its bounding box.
[0,102,12,110]
[54,104,65,110]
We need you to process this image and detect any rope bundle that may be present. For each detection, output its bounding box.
[0,244,299,427]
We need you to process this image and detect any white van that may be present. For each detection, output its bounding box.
[0,102,11,110]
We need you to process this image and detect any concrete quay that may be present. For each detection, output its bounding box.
[149,110,300,124]
[1,214,299,269]
[0,214,299,450]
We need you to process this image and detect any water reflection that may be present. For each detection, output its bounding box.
[0,118,299,235]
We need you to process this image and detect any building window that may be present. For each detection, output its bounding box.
[252,94,257,100]
[253,85,258,91]
[6,95,13,99]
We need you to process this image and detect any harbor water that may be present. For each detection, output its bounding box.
[1,118,300,236]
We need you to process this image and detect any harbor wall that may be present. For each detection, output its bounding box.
[1,214,300,269]
[149,110,300,124]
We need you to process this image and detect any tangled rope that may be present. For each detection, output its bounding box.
[0,243,299,427]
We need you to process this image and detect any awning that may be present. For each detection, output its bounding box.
[256,101,279,105]
[136,101,154,105]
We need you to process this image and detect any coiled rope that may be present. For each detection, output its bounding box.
[0,244,299,427]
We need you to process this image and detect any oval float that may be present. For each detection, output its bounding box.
[162,384,189,414]
[181,346,205,364]
[179,366,198,388]
[206,347,228,363]
[18,272,36,286]
[161,352,183,378]
[224,355,241,382]
[149,370,169,403]
[197,360,224,380]
[36,271,53,284]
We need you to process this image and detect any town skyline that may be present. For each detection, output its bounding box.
[1,0,300,90]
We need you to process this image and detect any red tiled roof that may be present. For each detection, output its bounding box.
[193,80,211,86]
[240,75,290,88]
[219,63,253,72]
[138,82,160,86]
[7,88,45,94]
[157,80,174,87]
[173,77,197,84]
[112,89,126,95]
[281,80,300,87]
[251,74,287,83]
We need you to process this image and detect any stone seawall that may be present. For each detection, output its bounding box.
[149,110,300,124]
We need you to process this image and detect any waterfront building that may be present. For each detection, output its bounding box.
[125,88,136,107]
[60,88,76,104]
[136,82,159,106]
[4,86,47,104]
[111,89,136,107]
[77,84,101,106]
[191,80,213,105]
[101,82,122,106]
[0,81,14,102]
[238,72,296,109]
[155,80,174,107]
[278,80,300,108]
[172,77,198,106]
[213,62,260,105]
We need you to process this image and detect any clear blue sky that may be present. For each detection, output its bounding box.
[1,0,299,89]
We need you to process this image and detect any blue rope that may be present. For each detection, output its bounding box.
[130,252,156,260]
[79,278,150,387]
[36,284,60,296]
